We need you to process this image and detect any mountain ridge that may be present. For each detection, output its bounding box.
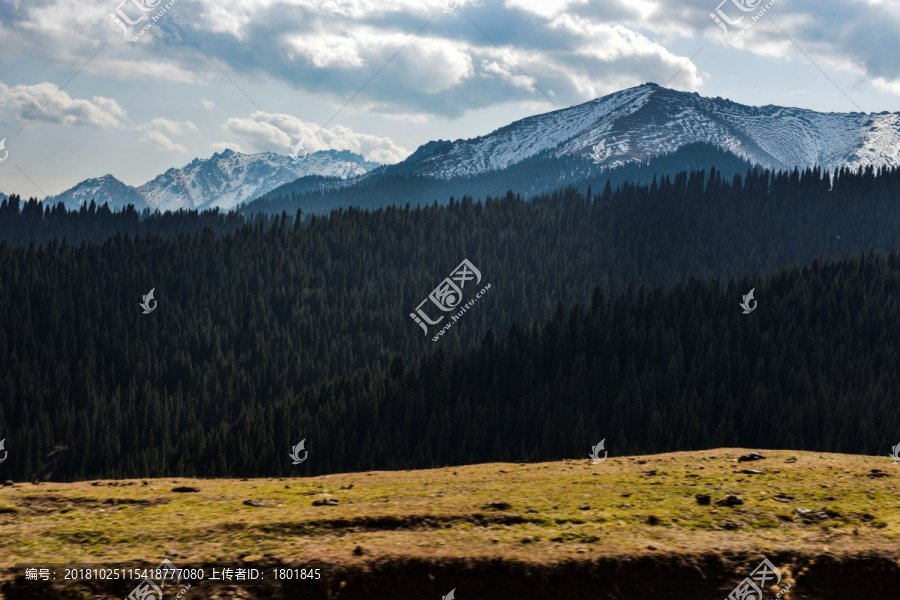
[380,82,900,179]
[42,83,900,213]
[45,149,380,212]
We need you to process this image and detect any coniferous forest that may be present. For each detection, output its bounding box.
[1,164,900,480]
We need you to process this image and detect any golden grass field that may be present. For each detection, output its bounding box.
[1,448,898,599]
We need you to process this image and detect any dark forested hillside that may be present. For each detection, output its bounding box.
[1,164,900,480]
[3,251,900,480]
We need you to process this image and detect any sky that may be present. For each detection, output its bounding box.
[1,0,899,198]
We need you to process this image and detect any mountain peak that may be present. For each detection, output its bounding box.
[389,84,900,179]
[44,174,146,211]
[86,174,122,183]
[136,148,380,212]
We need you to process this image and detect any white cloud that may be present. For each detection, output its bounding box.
[135,117,197,154]
[873,77,900,97]
[222,111,410,163]
[210,141,245,153]
[199,98,217,111]
[7,0,898,117]
[0,82,126,128]
[142,130,189,153]
[480,60,537,91]
[6,0,900,102]
[147,118,199,135]
[286,34,366,69]
[504,0,590,19]
[386,35,475,94]
[90,58,205,84]
[30,0,698,114]
[222,113,290,147]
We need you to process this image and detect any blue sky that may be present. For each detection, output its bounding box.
[1,0,899,198]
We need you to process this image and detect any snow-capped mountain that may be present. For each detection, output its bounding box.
[44,84,900,214]
[389,83,900,178]
[46,149,380,212]
[47,175,148,212]
[138,149,378,212]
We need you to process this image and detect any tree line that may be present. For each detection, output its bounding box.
[0,196,248,247]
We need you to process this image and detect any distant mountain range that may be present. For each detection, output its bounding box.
[42,83,900,213]
[44,149,380,212]
[253,82,900,213]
